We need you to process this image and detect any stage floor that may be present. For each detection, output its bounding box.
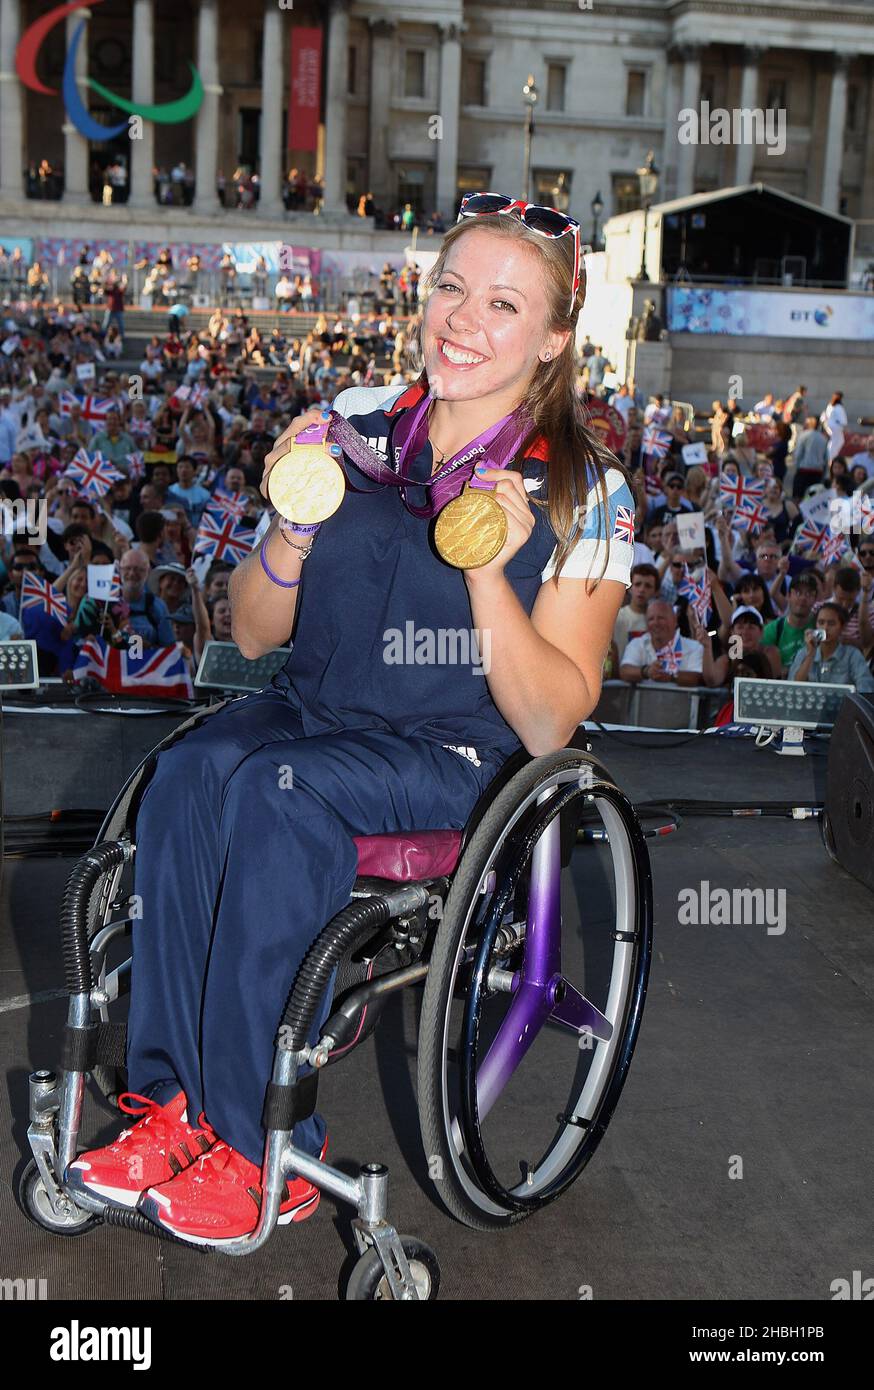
[2,730,872,1301]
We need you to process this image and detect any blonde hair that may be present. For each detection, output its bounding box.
[404,215,625,588]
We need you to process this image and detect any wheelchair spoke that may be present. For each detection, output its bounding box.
[548,981,612,1042]
[475,982,553,1123]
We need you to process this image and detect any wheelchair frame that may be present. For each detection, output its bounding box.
[21,700,653,1301]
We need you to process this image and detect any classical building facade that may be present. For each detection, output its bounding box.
[1,0,872,249]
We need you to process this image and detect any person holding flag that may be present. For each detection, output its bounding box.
[620,597,703,685]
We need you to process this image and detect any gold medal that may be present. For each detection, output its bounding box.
[267,443,346,524]
[434,482,507,569]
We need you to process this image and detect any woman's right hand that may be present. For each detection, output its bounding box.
[259,405,333,503]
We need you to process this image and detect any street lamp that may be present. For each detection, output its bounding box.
[522,74,538,203]
[636,150,659,281]
[590,189,604,252]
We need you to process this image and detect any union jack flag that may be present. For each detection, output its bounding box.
[677,564,712,626]
[190,383,210,407]
[654,631,683,675]
[79,395,115,423]
[64,449,124,497]
[733,496,768,535]
[126,451,145,481]
[20,570,68,623]
[58,390,80,416]
[718,472,765,509]
[611,504,636,546]
[206,488,248,523]
[642,426,673,462]
[73,636,194,700]
[822,530,849,566]
[793,518,830,557]
[193,511,255,566]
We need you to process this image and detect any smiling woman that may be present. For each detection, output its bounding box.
[64,194,637,1250]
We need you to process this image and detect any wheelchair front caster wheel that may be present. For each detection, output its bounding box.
[18,1159,98,1237]
[346,1238,440,1301]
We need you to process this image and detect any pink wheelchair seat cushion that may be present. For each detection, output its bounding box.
[352,829,462,881]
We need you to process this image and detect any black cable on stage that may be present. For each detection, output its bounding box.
[590,721,703,749]
[634,797,823,820]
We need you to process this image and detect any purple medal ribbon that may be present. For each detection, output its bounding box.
[295,391,534,520]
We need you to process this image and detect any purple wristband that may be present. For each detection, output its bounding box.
[259,534,301,588]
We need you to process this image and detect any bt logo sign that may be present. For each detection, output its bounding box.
[16,0,203,143]
[789,306,833,328]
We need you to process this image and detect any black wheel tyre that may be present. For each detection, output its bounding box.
[17,1159,97,1236]
[346,1238,440,1301]
[821,810,839,865]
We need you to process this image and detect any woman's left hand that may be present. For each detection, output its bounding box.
[462,467,535,581]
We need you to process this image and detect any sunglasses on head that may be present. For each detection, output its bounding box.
[457,193,582,315]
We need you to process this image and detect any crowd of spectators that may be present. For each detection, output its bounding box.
[597,380,874,712]
[1,244,873,716]
[0,258,413,684]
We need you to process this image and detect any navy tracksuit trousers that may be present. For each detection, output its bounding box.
[126,685,502,1165]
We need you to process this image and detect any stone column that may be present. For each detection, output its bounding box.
[0,0,24,200]
[734,46,765,186]
[435,22,461,219]
[64,6,91,201]
[675,43,702,199]
[367,17,394,209]
[321,0,351,215]
[858,67,874,246]
[193,0,221,215]
[660,50,680,202]
[821,52,851,214]
[258,0,285,217]
[128,0,155,207]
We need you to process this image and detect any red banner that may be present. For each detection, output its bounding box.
[742,422,779,453]
[289,26,322,153]
[585,400,628,459]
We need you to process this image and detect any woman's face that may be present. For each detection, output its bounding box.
[421,229,564,406]
[739,583,765,611]
[67,567,88,603]
[733,618,762,653]
[765,480,782,504]
[212,598,232,639]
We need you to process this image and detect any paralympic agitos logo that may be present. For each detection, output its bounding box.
[16,0,203,142]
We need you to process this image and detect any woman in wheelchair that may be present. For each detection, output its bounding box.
[65,195,636,1245]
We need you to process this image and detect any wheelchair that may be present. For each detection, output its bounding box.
[20,700,653,1301]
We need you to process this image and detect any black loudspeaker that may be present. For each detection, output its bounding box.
[823,693,874,892]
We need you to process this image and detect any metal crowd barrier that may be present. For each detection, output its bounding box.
[593,680,730,731]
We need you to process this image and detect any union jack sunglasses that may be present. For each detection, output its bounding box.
[456,192,582,315]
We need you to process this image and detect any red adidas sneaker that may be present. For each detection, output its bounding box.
[66,1091,216,1208]
[138,1135,328,1245]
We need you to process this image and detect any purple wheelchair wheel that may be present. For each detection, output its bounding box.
[417,748,652,1230]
